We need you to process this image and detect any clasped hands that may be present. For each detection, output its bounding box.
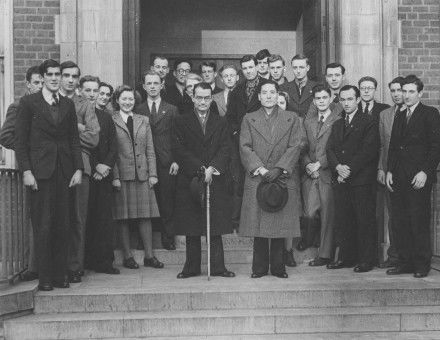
[258,167,282,182]
[336,164,351,183]
[306,162,320,179]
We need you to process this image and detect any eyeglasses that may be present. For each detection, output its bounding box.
[360,86,375,91]
[176,69,190,75]
[194,96,212,102]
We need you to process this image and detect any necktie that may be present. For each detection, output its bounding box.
[333,93,339,103]
[363,102,370,115]
[406,108,412,123]
[345,114,350,128]
[126,115,134,142]
[316,115,324,137]
[151,101,157,115]
[52,93,59,106]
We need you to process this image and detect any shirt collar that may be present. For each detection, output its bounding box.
[119,110,133,123]
[42,86,59,105]
[147,97,161,108]
[295,77,307,88]
[318,108,332,122]
[407,101,420,114]
[362,101,374,111]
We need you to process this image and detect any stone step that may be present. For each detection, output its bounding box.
[33,265,440,314]
[152,232,255,249]
[114,247,318,265]
[6,305,440,339]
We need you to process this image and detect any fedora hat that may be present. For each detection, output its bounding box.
[256,180,288,213]
[189,176,205,208]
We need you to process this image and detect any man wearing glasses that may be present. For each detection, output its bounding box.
[163,58,192,109]
[173,82,235,279]
[358,76,390,120]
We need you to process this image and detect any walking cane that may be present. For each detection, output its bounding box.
[206,182,211,281]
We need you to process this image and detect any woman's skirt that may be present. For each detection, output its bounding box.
[113,180,160,220]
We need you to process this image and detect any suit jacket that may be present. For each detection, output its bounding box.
[213,90,230,117]
[135,100,178,168]
[15,92,83,180]
[280,79,317,117]
[378,105,399,172]
[212,84,223,95]
[327,110,379,186]
[92,108,117,179]
[388,102,440,183]
[162,82,184,108]
[112,113,157,181]
[302,109,341,184]
[358,101,390,120]
[0,100,20,149]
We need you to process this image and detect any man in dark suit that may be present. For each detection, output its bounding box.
[256,49,271,79]
[173,82,235,279]
[162,58,192,108]
[386,75,440,278]
[84,81,119,275]
[268,54,288,86]
[200,61,223,95]
[280,54,317,117]
[326,85,379,273]
[0,65,43,282]
[226,55,268,229]
[136,70,179,250]
[358,76,390,119]
[15,59,84,291]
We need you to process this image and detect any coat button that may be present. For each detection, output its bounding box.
[342,150,345,154]
[400,146,403,150]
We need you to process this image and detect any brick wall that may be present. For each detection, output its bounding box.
[398,0,440,110]
[13,0,60,99]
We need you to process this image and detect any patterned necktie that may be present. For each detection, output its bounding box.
[316,114,324,137]
[363,102,370,115]
[151,101,157,115]
[345,113,350,128]
[406,108,412,123]
[52,92,59,106]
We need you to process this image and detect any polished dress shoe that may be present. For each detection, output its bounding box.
[68,271,82,283]
[273,272,288,278]
[38,283,53,291]
[95,266,120,275]
[353,263,373,273]
[386,266,413,275]
[144,256,164,269]
[309,257,330,267]
[123,257,139,269]
[177,272,200,279]
[53,279,70,289]
[20,270,38,281]
[414,272,429,278]
[251,272,267,278]
[296,239,307,251]
[284,249,297,267]
[212,270,235,278]
[327,261,345,269]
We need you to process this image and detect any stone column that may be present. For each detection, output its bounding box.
[59,0,123,86]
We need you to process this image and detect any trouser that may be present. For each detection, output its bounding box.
[84,177,115,270]
[182,235,226,275]
[334,183,377,266]
[30,167,71,284]
[383,188,398,263]
[252,237,285,275]
[302,179,334,259]
[391,173,432,272]
[68,174,90,272]
[155,166,176,243]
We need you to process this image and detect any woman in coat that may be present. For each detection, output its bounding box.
[111,85,163,270]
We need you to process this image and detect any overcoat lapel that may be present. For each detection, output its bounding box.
[270,109,292,147]
[185,111,204,139]
[247,108,273,144]
[405,103,422,134]
[317,111,340,139]
[299,80,313,104]
[344,111,361,138]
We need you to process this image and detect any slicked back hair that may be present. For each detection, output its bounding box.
[340,85,360,98]
[325,62,345,75]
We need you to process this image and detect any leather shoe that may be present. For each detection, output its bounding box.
[38,283,53,291]
[309,257,330,267]
[53,279,70,288]
[68,271,81,283]
[273,272,288,278]
[414,272,429,278]
[251,272,266,278]
[378,259,398,269]
[354,263,373,273]
[163,242,176,251]
[144,256,164,269]
[386,266,413,275]
[296,239,307,251]
[177,272,200,279]
[95,266,120,275]
[283,249,297,267]
[20,270,38,281]
[123,257,139,269]
[212,270,235,278]
[327,261,345,269]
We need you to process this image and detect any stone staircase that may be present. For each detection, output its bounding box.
[4,235,440,339]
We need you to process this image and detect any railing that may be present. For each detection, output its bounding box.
[0,169,29,285]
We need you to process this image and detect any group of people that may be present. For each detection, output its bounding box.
[1,48,439,291]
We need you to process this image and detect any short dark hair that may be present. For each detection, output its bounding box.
[151,55,169,66]
[173,58,192,71]
[258,79,279,93]
[278,91,289,101]
[39,59,60,75]
[193,82,212,96]
[268,54,285,66]
[388,76,405,89]
[200,61,217,72]
[340,85,360,98]
[403,74,424,92]
[240,54,257,67]
[112,85,136,111]
[256,49,271,61]
[60,60,81,76]
[312,84,331,97]
[218,64,238,74]
[26,65,42,82]
[358,76,377,89]
[99,82,114,96]
[291,54,310,66]
[325,62,345,75]
[79,75,100,88]
[142,70,161,83]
